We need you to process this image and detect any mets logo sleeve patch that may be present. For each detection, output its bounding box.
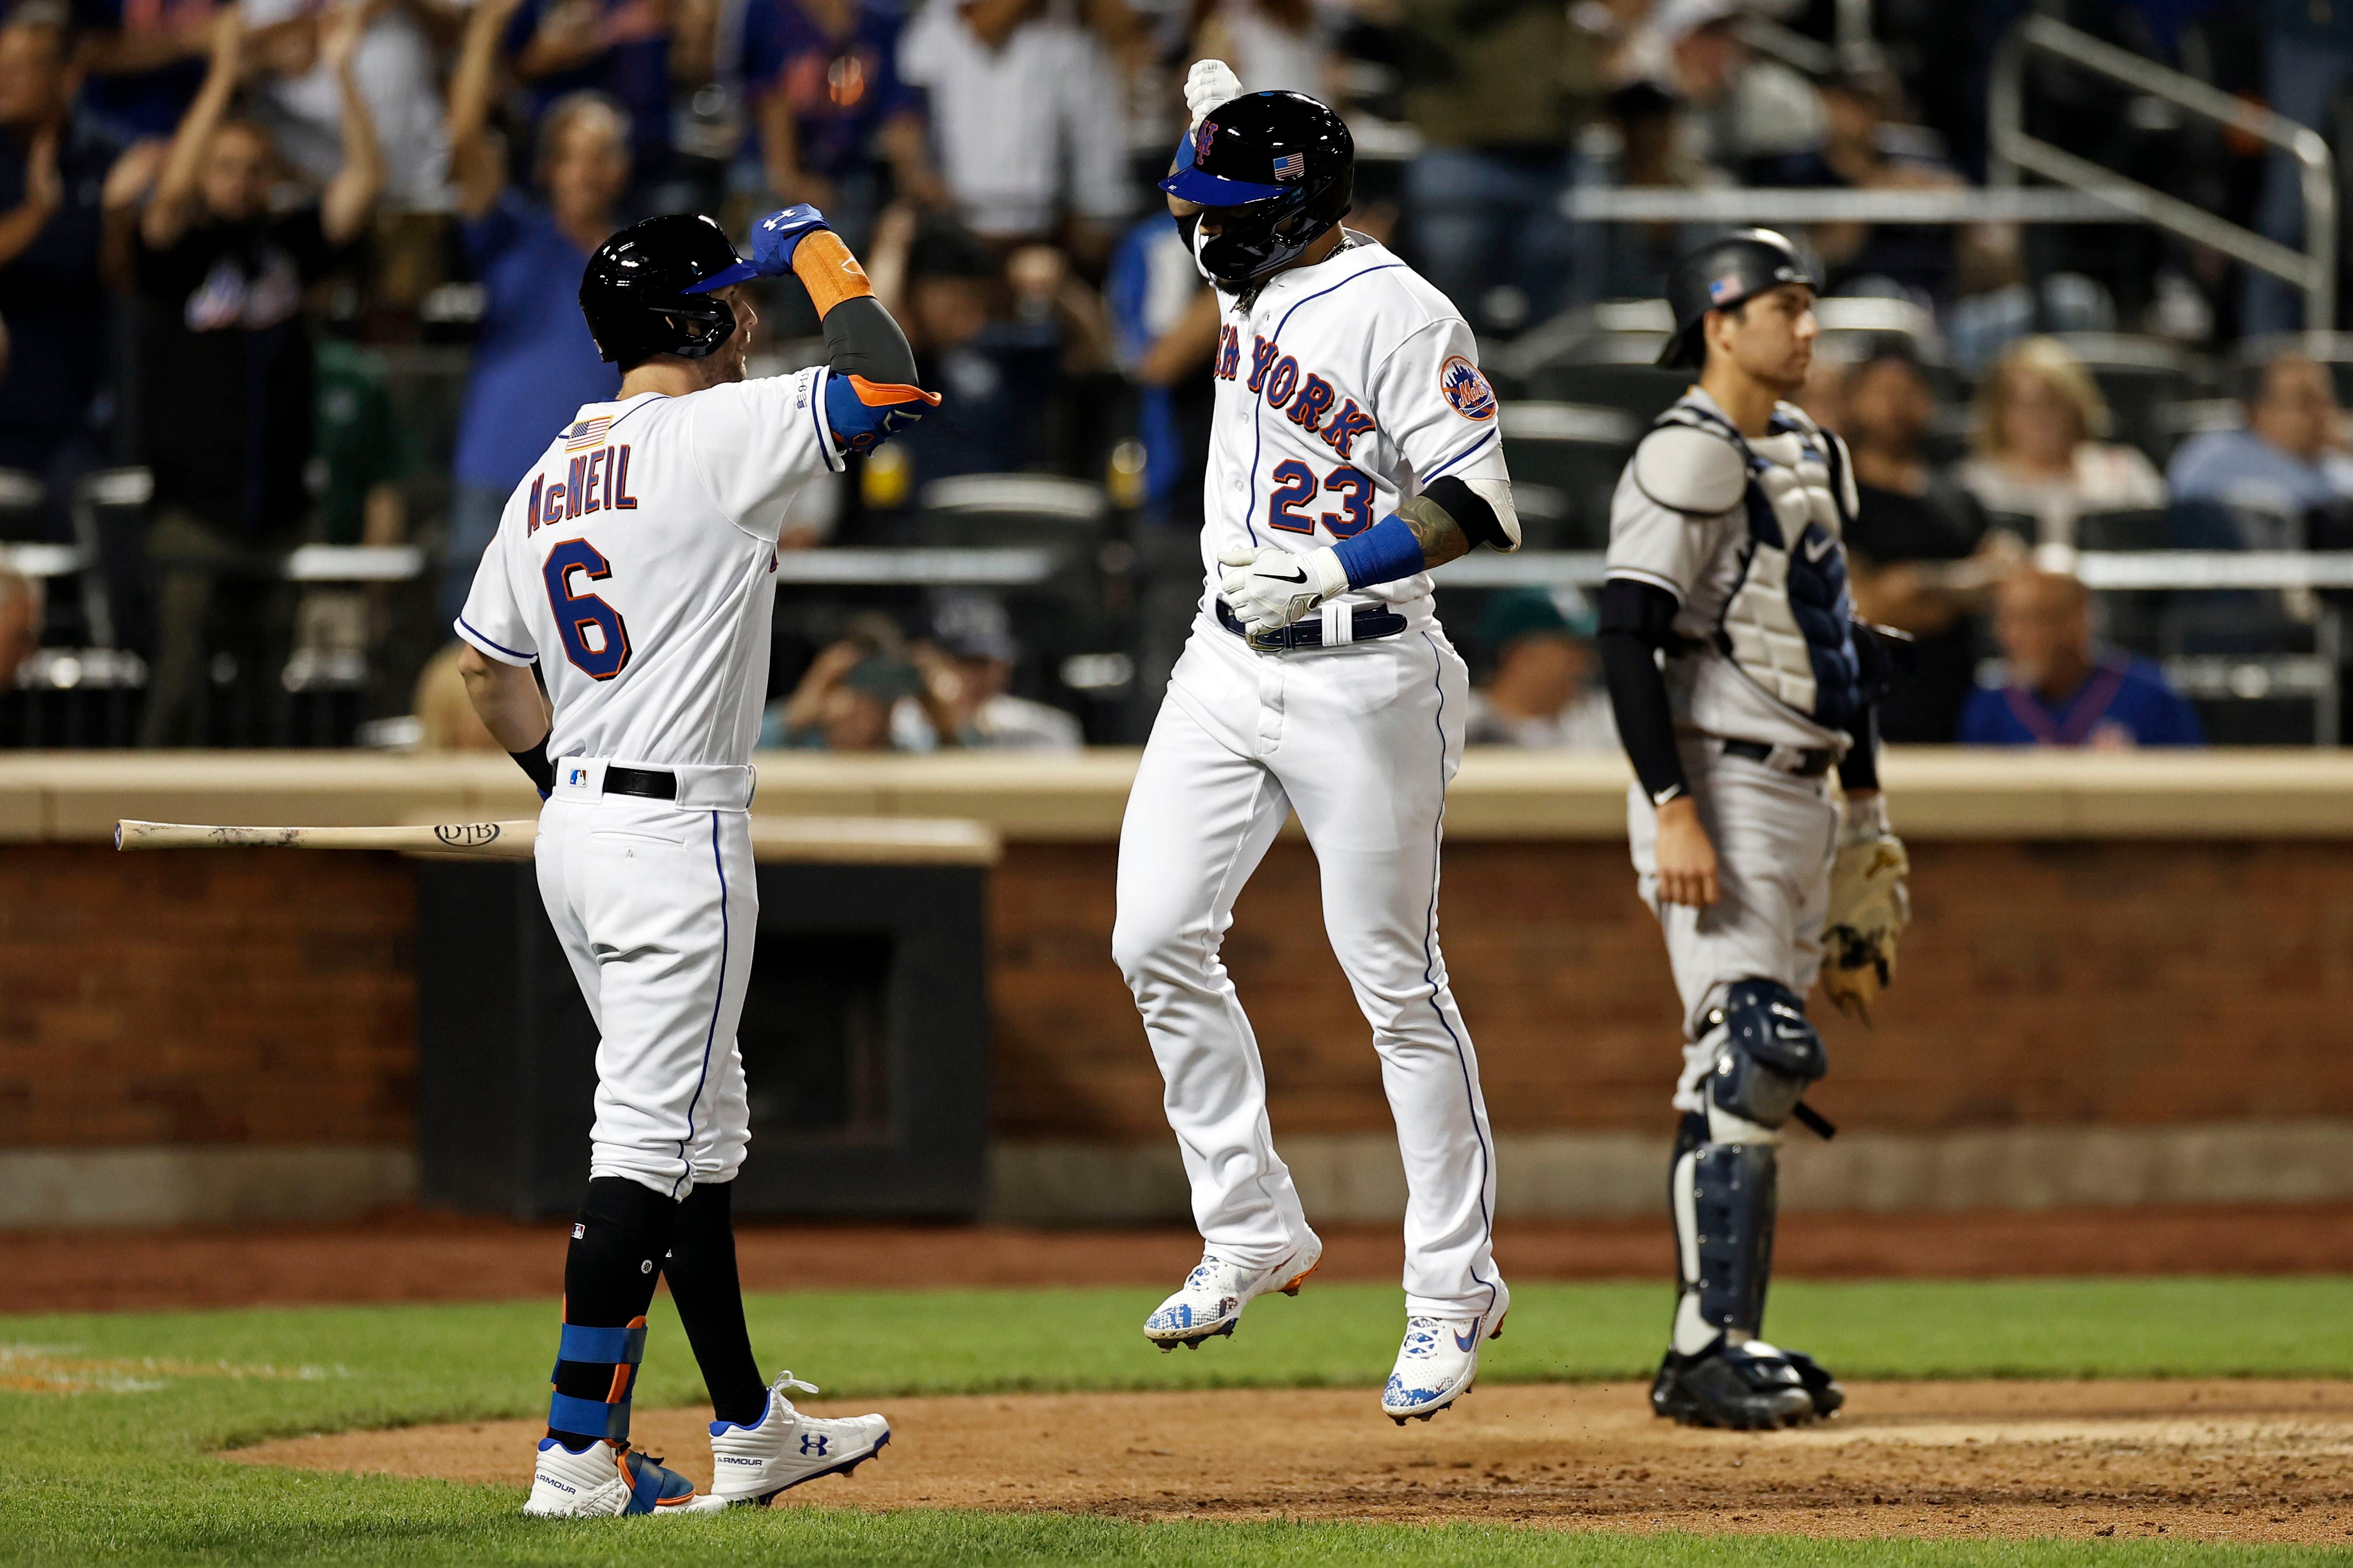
[1439,355,1496,422]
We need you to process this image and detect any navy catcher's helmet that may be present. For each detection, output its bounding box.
[1161,90,1353,287]
[579,213,747,368]
[1656,228,1820,370]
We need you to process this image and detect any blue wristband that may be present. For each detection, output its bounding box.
[1331,513,1425,590]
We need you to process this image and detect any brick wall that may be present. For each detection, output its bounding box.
[8,839,2352,1152]
[0,848,415,1147]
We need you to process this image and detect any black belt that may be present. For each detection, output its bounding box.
[603,764,677,800]
[1216,599,1408,650]
[1720,739,1835,777]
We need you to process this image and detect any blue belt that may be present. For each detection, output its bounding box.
[1216,599,1408,651]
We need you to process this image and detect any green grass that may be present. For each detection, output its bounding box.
[5,1278,2351,1566]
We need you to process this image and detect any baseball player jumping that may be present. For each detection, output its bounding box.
[1597,229,1911,1430]
[456,208,937,1514]
[1113,63,1524,1424]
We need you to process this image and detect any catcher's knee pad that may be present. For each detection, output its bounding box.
[1705,980,1826,1130]
[1672,1111,1779,1333]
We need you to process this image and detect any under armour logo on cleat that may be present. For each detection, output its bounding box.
[801,1434,829,1456]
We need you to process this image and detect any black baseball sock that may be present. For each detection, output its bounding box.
[548,1175,678,1449]
[663,1179,770,1426]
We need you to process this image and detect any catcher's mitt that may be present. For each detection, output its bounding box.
[1820,830,1909,1021]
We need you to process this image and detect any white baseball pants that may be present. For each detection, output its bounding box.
[1626,740,1841,1112]
[535,768,758,1199]
[1113,615,1506,1320]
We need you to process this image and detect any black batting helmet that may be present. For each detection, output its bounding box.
[1161,90,1353,287]
[1657,228,1820,370]
[579,213,748,368]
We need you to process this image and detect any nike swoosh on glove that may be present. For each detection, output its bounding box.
[1185,58,1244,127]
[748,204,832,276]
[1219,545,1347,638]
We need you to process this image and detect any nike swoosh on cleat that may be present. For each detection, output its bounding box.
[1454,1329,1478,1352]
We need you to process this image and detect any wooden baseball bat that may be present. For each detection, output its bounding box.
[114,820,538,859]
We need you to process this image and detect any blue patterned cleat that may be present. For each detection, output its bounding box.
[708,1372,891,1506]
[522,1438,723,1517]
[1381,1281,1510,1424]
[1143,1238,1323,1351]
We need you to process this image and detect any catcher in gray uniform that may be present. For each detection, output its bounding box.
[1597,229,1913,1430]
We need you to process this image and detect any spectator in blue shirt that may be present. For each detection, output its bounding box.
[732,0,939,250]
[0,3,144,541]
[438,0,623,626]
[2168,353,2353,522]
[1959,566,2204,748]
[69,0,216,143]
[503,0,672,185]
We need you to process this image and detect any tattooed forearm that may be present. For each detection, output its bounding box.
[1397,494,1473,569]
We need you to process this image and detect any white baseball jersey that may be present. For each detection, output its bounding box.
[1198,232,1508,612]
[455,367,844,768]
[1116,233,1510,1325]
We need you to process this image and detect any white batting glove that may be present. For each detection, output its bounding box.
[1185,58,1245,127]
[1219,545,1347,639]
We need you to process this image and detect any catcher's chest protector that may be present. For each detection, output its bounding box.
[1666,404,1865,730]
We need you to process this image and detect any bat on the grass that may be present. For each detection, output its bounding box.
[114,820,538,859]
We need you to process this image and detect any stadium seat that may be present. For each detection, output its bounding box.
[1497,402,1638,549]
[915,474,1110,551]
[0,469,43,543]
[2044,333,2209,466]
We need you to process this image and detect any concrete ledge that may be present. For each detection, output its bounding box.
[986,1120,2353,1224]
[15,748,2353,844]
[0,1146,417,1228]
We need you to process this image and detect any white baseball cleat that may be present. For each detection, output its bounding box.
[1142,1235,1323,1350]
[522,1437,724,1517]
[1381,1280,1510,1424]
[707,1373,891,1506]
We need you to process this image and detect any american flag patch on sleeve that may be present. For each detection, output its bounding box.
[1273,153,1305,179]
[565,416,612,451]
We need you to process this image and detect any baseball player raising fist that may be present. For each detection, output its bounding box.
[1113,63,1524,1424]
[1598,229,1909,1431]
[455,208,936,1515]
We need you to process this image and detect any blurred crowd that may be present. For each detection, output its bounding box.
[0,0,2341,750]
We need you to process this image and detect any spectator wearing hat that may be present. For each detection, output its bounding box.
[2168,352,2353,522]
[912,591,1080,749]
[765,629,961,750]
[437,0,625,626]
[1463,587,1615,751]
[1959,565,2201,749]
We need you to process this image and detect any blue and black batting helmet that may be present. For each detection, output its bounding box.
[579,213,747,368]
[1657,228,1819,370]
[1161,90,1353,287]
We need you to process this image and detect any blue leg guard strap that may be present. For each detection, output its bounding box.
[547,1313,647,1443]
[548,1390,632,1442]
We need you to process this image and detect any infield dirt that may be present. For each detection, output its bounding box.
[233,1379,2353,1544]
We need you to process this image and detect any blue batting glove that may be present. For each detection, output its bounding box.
[748,204,832,276]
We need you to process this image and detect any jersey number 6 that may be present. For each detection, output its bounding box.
[543,539,633,680]
[1266,460,1373,539]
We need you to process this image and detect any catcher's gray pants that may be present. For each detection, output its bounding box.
[1627,739,1841,1114]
